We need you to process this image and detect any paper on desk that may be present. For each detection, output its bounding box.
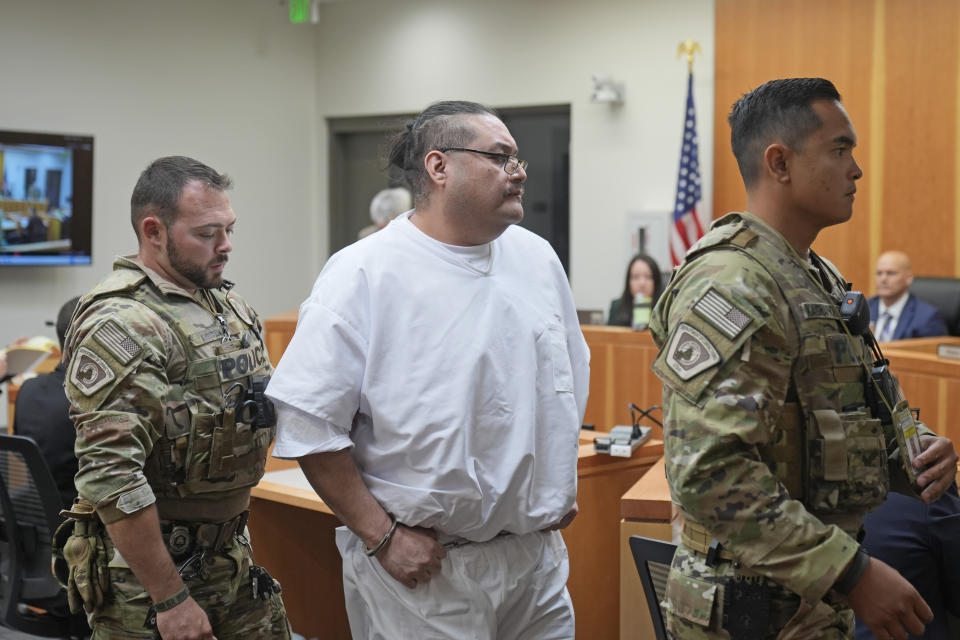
[261,467,314,491]
[2,336,58,377]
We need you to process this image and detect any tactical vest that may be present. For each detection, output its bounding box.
[680,215,888,533]
[82,265,274,520]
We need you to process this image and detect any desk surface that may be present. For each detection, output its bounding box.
[252,468,334,516]
[620,456,671,521]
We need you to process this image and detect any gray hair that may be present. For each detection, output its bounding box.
[370,187,412,225]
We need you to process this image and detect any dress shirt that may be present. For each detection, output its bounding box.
[876,293,909,341]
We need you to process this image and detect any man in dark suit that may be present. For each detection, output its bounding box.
[13,296,80,508]
[869,250,947,340]
[855,487,960,640]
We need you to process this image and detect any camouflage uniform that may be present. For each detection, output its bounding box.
[62,256,290,639]
[649,213,928,640]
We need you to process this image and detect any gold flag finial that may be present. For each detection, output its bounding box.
[677,38,702,73]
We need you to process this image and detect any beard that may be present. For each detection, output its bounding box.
[166,239,226,289]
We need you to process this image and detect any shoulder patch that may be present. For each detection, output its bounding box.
[93,320,143,364]
[693,288,752,340]
[665,323,721,380]
[70,346,116,396]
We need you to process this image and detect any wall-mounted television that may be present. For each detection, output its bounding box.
[0,129,93,266]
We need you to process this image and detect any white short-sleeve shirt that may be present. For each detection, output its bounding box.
[266,213,590,540]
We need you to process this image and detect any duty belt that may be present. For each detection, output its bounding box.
[682,520,735,566]
[160,510,249,560]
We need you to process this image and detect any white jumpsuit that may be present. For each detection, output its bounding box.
[267,212,590,639]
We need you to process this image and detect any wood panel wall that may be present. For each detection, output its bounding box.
[715,0,960,292]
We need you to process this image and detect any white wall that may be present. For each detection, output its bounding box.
[310,0,715,309]
[0,0,319,350]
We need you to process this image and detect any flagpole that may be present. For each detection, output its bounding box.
[669,38,705,267]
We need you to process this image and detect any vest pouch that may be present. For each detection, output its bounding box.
[208,406,272,484]
[181,407,273,495]
[209,407,238,480]
[806,409,888,514]
[179,410,218,495]
[664,568,723,632]
[228,426,273,487]
[174,355,222,495]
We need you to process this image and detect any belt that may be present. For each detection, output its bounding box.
[160,510,249,559]
[682,521,735,565]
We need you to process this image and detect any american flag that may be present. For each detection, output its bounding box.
[669,72,704,267]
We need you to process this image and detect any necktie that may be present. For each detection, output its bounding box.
[878,312,894,341]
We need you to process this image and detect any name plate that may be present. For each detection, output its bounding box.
[937,343,960,360]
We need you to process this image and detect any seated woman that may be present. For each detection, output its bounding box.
[608,253,663,327]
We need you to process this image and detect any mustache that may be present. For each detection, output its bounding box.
[212,256,229,265]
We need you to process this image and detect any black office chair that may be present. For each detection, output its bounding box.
[910,276,960,336]
[629,535,677,640]
[0,434,84,637]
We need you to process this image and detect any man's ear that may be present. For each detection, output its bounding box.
[140,216,165,248]
[763,143,792,184]
[424,150,447,188]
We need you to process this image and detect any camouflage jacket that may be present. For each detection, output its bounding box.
[63,256,273,524]
[649,212,929,605]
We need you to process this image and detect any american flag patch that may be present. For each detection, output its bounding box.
[93,320,142,364]
[693,289,751,339]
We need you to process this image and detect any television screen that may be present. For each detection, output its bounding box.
[0,129,93,266]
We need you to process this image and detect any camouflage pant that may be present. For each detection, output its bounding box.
[663,545,854,640]
[89,536,291,639]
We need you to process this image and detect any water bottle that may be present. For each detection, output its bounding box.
[631,292,651,331]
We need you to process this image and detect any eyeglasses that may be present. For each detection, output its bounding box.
[439,147,528,175]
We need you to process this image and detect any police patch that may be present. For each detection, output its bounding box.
[666,323,721,380]
[70,346,116,396]
[693,289,752,339]
[93,319,142,364]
